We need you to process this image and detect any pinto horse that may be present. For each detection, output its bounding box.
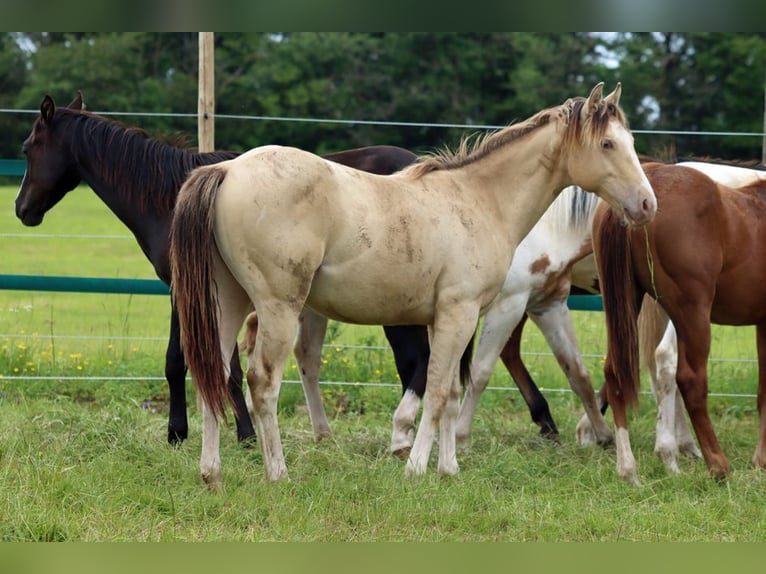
[13,92,426,445]
[579,160,766,477]
[595,162,766,485]
[170,83,656,486]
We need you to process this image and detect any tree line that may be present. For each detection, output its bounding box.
[1,32,764,161]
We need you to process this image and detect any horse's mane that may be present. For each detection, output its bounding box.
[50,108,238,214]
[542,184,600,234]
[402,96,626,178]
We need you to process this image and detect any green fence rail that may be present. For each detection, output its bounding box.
[0,159,25,176]
[0,274,170,296]
[0,273,603,310]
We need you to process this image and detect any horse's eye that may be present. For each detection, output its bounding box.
[601,139,614,150]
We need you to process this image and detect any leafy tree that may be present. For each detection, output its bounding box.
[3,32,764,162]
[608,32,766,160]
[0,33,30,159]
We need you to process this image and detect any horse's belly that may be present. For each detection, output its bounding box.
[305,265,436,325]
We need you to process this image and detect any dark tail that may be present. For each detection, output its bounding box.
[169,165,231,421]
[593,206,641,408]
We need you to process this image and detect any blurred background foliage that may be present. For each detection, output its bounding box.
[1,32,765,160]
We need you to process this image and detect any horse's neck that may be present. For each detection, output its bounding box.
[73,132,192,229]
[451,125,571,246]
[69,128,188,266]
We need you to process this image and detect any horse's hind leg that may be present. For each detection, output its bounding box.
[456,295,527,449]
[647,310,681,472]
[293,310,332,439]
[752,324,766,470]
[651,318,700,472]
[166,303,189,444]
[529,301,614,446]
[247,301,300,481]
[604,353,640,486]
[199,260,252,489]
[498,314,559,440]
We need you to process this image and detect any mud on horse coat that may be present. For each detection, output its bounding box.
[170,82,656,487]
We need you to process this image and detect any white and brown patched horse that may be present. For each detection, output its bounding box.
[169,83,656,487]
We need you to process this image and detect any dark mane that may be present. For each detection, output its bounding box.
[402,95,626,178]
[50,108,238,214]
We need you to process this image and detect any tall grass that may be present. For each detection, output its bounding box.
[1,185,764,541]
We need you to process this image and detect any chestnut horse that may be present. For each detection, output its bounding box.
[170,83,656,486]
[594,162,766,485]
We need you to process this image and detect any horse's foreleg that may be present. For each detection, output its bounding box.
[456,296,527,449]
[407,303,478,478]
[530,301,614,447]
[166,304,189,444]
[752,324,766,470]
[387,325,429,458]
[672,318,730,481]
[294,311,332,439]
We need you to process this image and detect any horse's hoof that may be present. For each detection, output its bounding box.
[201,472,223,492]
[597,435,615,449]
[540,429,561,443]
[392,447,411,461]
[238,434,258,449]
[167,430,188,446]
[314,429,332,442]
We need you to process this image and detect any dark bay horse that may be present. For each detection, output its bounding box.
[170,83,656,485]
[594,162,766,485]
[13,92,427,445]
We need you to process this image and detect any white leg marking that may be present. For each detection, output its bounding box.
[391,389,421,455]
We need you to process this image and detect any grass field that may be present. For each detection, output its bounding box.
[1,184,765,541]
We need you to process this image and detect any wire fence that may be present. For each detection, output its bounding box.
[2,106,765,138]
[1,109,763,402]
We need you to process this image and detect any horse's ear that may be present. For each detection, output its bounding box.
[68,91,85,111]
[40,95,56,127]
[584,82,605,116]
[604,83,622,107]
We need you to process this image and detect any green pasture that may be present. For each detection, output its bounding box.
[0,184,764,541]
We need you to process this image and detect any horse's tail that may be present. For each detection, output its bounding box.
[593,206,641,408]
[169,165,231,421]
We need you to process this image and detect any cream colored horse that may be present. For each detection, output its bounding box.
[169,83,656,487]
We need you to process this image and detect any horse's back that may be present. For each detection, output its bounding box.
[632,164,766,324]
[678,161,766,188]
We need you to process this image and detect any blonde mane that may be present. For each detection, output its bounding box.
[402,95,627,179]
